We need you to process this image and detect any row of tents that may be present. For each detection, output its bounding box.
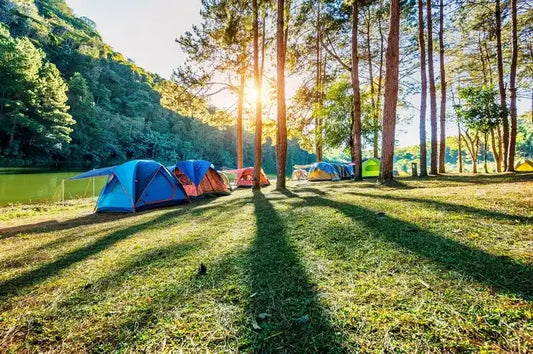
[70,160,270,213]
[292,158,381,181]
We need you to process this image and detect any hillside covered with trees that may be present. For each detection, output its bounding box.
[0,0,315,170]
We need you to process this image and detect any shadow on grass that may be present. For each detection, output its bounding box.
[0,194,237,240]
[0,213,133,239]
[293,194,533,301]
[0,197,251,269]
[397,172,533,187]
[0,194,258,301]
[0,208,186,300]
[82,251,246,351]
[16,239,203,348]
[245,190,342,352]
[348,191,532,223]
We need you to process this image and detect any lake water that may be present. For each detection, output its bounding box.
[0,168,106,205]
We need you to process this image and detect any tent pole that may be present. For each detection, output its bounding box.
[92,177,95,198]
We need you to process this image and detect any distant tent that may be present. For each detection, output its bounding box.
[332,163,351,179]
[224,167,270,188]
[309,162,340,181]
[515,160,533,172]
[344,164,354,176]
[70,160,189,213]
[169,160,230,198]
[362,158,381,178]
[292,168,308,181]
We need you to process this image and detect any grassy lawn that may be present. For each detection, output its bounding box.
[0,173,532,352]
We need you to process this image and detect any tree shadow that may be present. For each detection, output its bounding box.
[14,239,203,348]
[292,195,533,301]
[347,191,532,223]
[3,193,262,350]
[398,173,533,188]
[0,213,133,239]
[78,250,247,351]
[244,190,343,352]
[293,187,328,196]
[0,208,188,300]
[275,188,300,198]
[0,197,252,277]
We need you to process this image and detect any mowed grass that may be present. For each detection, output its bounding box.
[0,174,532,352]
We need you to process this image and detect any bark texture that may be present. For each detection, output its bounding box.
[438,0,446,173]
[352,0,362,180]
[276,0,288,189]
[495,0,509,170]
[508,0,518,172]
[252,0,262,189]
[378,0,400,183]
[417,0,428,177]
[237,69,245,169]
[427,0,438,175]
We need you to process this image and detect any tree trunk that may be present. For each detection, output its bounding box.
[315,1,323,162]
[417,0,428,177]
[490,128,501,172]
[497,126,503,169]
[462,130,479,174]
[377,17,384,115]
[427,0,438,175]
[378,0,400,183]
[237,68,245,169]
[350,109,356,162]
[507,0,517,172]
[495,0,509,171]
[457,122,463,173]
[482,38,494,85]
[483,133,489,173]
[352,0,362,180]
[366,14,379,159]
[252,0,262,189]
[276,0,288,190]
[438,0,446,173]
[478,36,487,85]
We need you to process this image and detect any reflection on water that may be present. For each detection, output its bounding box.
[0,168,106,205]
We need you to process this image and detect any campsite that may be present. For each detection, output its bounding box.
[1,174,532,352]
[1,0,533,352]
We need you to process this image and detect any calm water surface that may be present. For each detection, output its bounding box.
[0,168,106,205]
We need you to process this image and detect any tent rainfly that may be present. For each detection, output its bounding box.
[169,160,230,198]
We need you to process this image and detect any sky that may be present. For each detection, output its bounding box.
[66,0,201,78]
[65,0,526,150]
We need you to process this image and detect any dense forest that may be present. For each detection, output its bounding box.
[0,0,315,172]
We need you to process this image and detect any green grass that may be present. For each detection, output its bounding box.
[0,173,532,352]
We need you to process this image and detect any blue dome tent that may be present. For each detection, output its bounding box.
[70,160,189,213]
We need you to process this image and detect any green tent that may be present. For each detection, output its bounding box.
[362,158,380,178]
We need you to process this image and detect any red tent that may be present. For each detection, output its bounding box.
[224,167,270,188]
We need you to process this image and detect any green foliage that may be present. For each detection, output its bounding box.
[0,0,313,169]
[516,114,533,158]
[456,86,504,134]
[0,24,72,159]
